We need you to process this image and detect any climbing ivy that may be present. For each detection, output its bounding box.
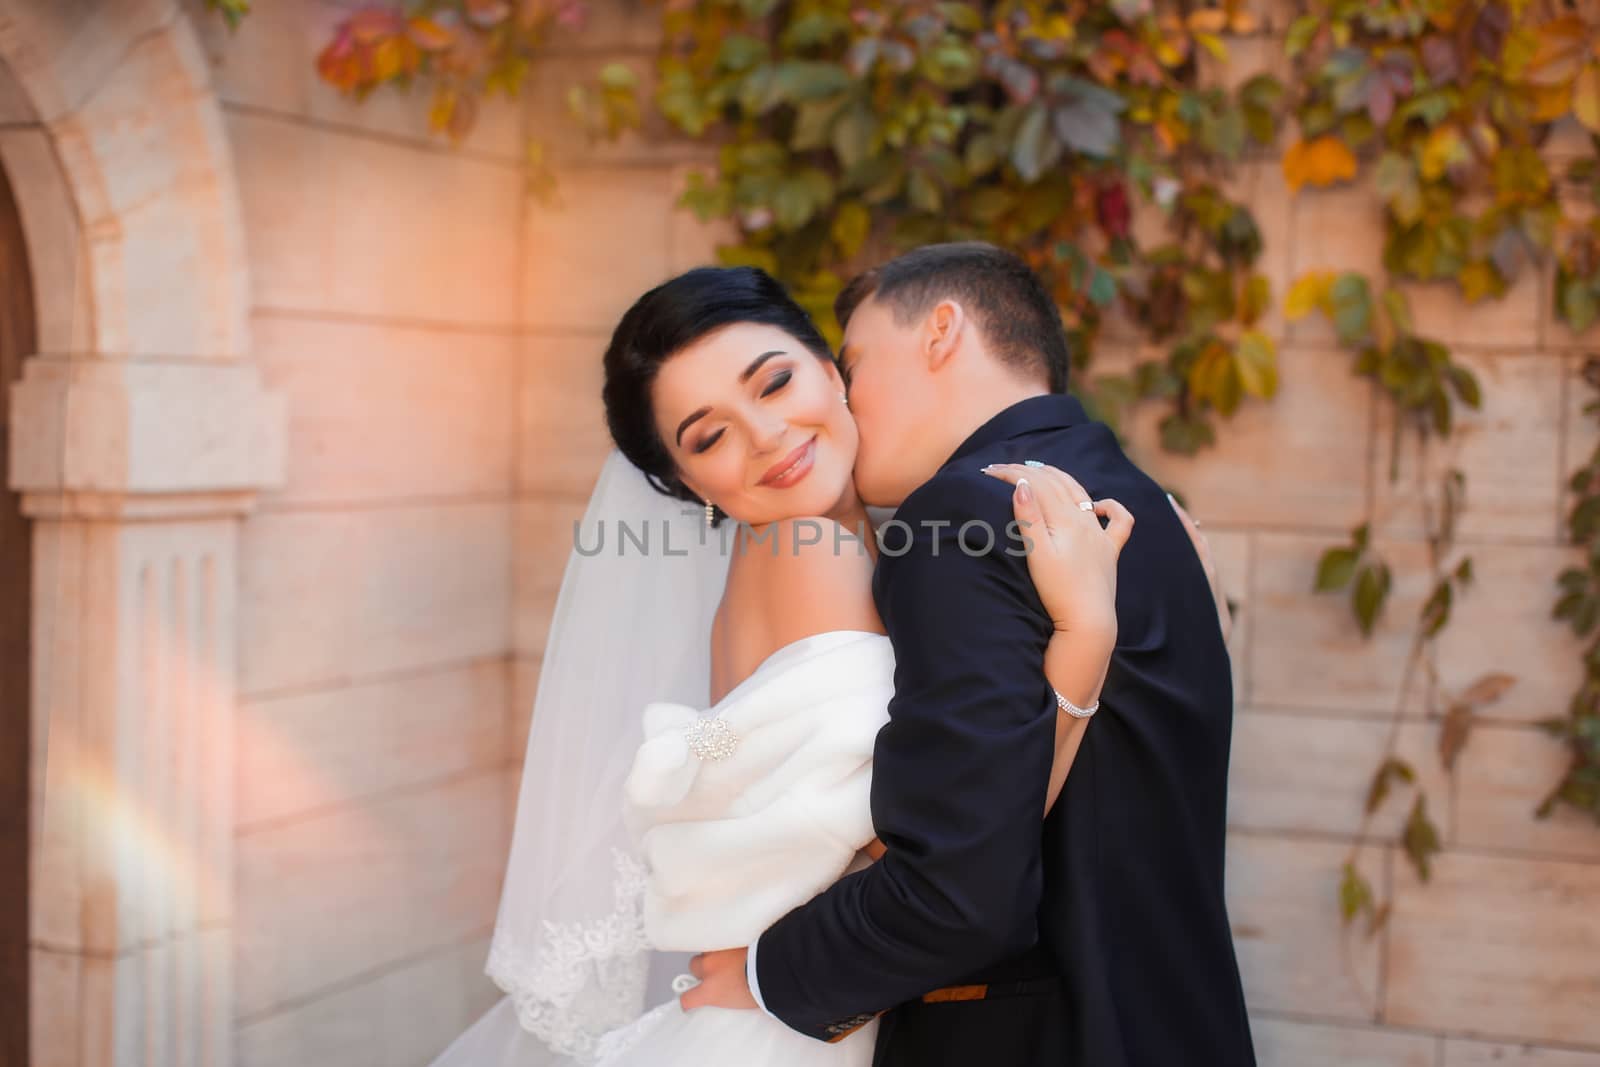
[203,0,1600,925]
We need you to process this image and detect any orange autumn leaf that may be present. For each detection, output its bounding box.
[1282,136,1359,192]
[1528,15,1591,87]
[408,15,455,51]
[1576,63,1600,133]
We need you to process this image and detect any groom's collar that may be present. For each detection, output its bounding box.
[943,393,1090,467]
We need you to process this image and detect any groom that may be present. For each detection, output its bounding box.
[684,242,1255,1066]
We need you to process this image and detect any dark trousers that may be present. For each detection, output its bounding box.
[873,948,1069,1067]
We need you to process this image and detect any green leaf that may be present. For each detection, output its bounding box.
[1420,578,1452,638]
[829,199,871,259]
[831,106,879,170]
[1402,795,1442,882]
[1159,412,1217,454]
[1287,14,1322,57]
[1315,546,1360,592]
[1338,861,1374,924]
[598,62,638,92]
[908,168,943,214]
[1446,364,1482,409]
[1366,757,1417,814]
[1011,103,1062,182]
[1375,152,1423,226]
[1353,560,1392,636]
[1050,78,1125,159]
[767,60,853,107]
[1328,272,1374,345]
[716,34,768,74]
[1087,267,1117,308]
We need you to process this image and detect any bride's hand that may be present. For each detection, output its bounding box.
[981,463,1133,638]
[1168,493,1232,643]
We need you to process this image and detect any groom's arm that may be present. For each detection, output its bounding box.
[751,471,1059,1038]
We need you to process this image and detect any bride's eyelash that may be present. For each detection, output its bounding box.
[692,428,724,454]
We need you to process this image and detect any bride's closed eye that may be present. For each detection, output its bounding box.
[690,368,792,453]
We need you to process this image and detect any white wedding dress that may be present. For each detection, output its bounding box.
[427,449,895,1067]
[592,629,892,1067]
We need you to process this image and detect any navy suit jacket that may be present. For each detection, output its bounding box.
[754,395,1255,1066]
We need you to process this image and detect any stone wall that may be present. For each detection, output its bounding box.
[190,0,523,1059]
[190,1,1600,1063]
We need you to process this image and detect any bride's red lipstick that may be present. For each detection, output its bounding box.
[759,437,816,488]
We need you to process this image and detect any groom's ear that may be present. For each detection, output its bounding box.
[923,299,966,372]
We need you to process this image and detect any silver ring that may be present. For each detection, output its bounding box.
[1078,500,1095,512]
[1023,459,1045,468]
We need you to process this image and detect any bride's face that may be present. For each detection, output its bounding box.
[651,321,858,526]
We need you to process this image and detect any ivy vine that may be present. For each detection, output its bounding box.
[203,0,1600,926]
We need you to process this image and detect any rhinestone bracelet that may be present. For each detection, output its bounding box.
[1054,689,1099,719]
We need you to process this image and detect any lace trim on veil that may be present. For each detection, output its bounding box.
[487,850,653,1062]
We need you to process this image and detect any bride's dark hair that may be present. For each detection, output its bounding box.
[602,266,835,514]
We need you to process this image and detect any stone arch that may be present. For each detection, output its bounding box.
[0,3,281,1063]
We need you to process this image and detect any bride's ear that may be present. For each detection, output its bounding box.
[924,300,965,372]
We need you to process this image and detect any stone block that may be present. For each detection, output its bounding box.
[237,659,509,829]
[253,314,515,506]
[520,167,677,332]
[234,771,510,1018]
[1434,545,1585,726]
[1229,711,1447,840]
[1445,1039,1600,1066]
[1225,832,1382,1020]
[1251,1016,1436,1067]
[1372,352,1563,544]
[513,494,588,657]
[230,111,521,327]
[1455,724,1600,861]
[517,333,611,500]
[1386,852,1600,1046]
[1123,347,1374,531]
[238,501,512,696]
[1250,534,1434,715]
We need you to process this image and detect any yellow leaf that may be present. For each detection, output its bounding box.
[1576,63,1600,133]
[428,86,456,132]
[1458,261,1505,302]
[1234,330,1278,398]
[1419,126,1465,181]
[1282,136,1359,192]
[1194,31,1229,61]
[1285,270,1335,319]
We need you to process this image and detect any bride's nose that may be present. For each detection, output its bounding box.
[747,409,786,454]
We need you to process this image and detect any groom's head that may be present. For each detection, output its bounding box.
[836,242,1071,507]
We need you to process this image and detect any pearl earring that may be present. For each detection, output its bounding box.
[839,391,849,406]
[704,498,715,528]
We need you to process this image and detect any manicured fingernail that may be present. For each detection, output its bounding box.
[1166,492,1176,505]
[1016,478,1032,504]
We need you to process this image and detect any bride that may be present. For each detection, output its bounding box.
[430,266,1226,1067]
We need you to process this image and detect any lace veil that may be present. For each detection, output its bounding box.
[480,449,728,1062]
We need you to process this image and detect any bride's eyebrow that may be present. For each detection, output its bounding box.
[738,349,786,382]
[674,349,787,446]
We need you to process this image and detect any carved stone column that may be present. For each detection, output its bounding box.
[14,358,283,1066]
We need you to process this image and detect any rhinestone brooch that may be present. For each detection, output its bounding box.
[684,715,739,761]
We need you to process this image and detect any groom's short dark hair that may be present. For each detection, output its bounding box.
[834,242,1071,393]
